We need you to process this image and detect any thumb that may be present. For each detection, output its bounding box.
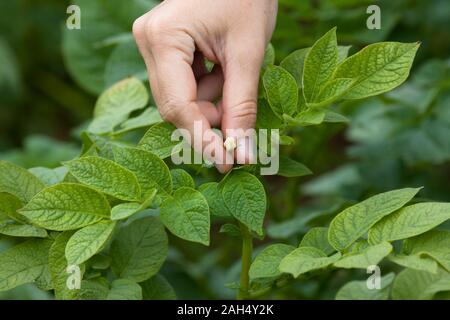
[221,48,264,164]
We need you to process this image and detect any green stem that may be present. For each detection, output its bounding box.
[237,223,253,300]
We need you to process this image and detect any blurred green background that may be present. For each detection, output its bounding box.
[0,0,449,299]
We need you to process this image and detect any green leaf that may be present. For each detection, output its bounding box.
[65,221,116,265]
[403,231,450,273]
[0,192,27,223]
[328,187,421,251]
[111,217,168,282]
[199,182,232,218]
[323,110,350,123]
[279,247,341,278]
[392,268,450,300]
[88,77,149,134]
[280,48,309,88]
[112,146,172,199]
[368,203,450,244]
[278,156,312,178]
[170,169,195,190]
[29,167,69,186]
[64,156,141,201]
[49,231,80,300]
[0,222,48,238]
[107,279,142,300]
[263,65,299,118]
[334,42,420,99]
[284,108,325,126]
[219,224,241,238]
[80,279,109,300]
[0,160,45,203]
[280,45,350,88]
[19,183,110,231]
[335,273,395,300]
[299,227,335,255]
[160,187,210,245]
[222,172,266,236]
[116,107,162,134]
[138,122,181,159]
[262,43,275,70]
[0,239,52,291]
[308,78,354,107]
[303,27,338,103]
[141,275,176,300]
[256,99,283,129]
[249,244,295,279]
[388,254,438,274]
[333,242,392,269]
[111,190,156,221]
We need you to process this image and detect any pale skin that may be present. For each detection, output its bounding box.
[133,0,278,172]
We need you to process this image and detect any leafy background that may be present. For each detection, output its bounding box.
[0,0,449,299]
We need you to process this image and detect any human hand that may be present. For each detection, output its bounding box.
[133,0,278,172]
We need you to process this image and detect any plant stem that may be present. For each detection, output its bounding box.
[237,223,253,300]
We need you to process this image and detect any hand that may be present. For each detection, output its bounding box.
[133,0,278,172]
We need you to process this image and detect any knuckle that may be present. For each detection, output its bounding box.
[132,16,147,43]
[229,100,258,121]
[159,99,186,123]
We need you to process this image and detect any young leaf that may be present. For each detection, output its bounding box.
[112,146,172,198]
[79,279,109,300]
[0,222,48,238]
[249,244,295,279]
[280,48,309,88]
[256,99,283,129]
[170,169,195,190]
[303,27,338,103]
[281,45,350,88]
[334,42,420,99]
[278,156,313,178]
[111,190,156,221]
[219,223,242,238]
[308,78,354,107]
[116,107,162,134]
[391,267,450,300]
[138,122,181,159]
[65,221,116,265]
[333,242,392,269]
[388,254,438,274]
[64,156,141,201]
[299,227,335,255]
[29,167,69,186]
[263,65,299,118]
[110,217,168,282]
[88,77,149,134]
[403,231,450,272]
[0,192,27,223]
[141,275,176,300]
[49,231,80,300]
[328,187,421,251]
[284,108,326,126]
[19,183,110,231]
[222,171,267,236]
[160,187,210,246]
[199,182,232,218]
[0,160,45,203]
[335,273,395,300]
[0,239,52,291]
[368,202,450,244]
[279,247,341,278]
[107,279,142,300]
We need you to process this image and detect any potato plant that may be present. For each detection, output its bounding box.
[1,26,450,301]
